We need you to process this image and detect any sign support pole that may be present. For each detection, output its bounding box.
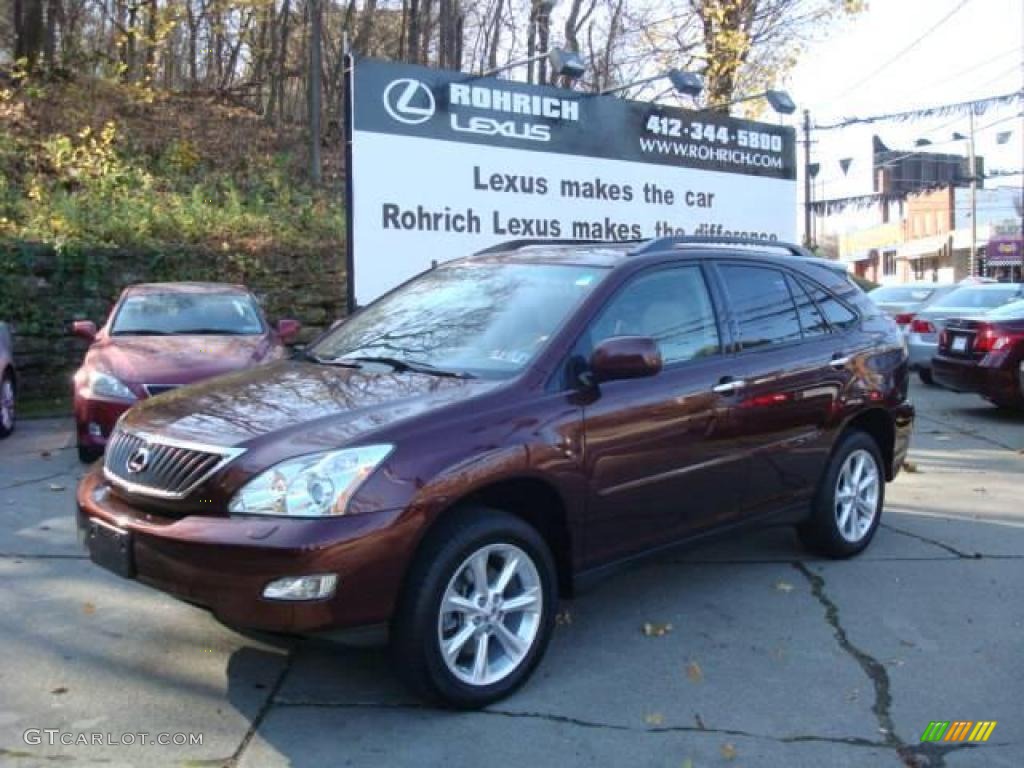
[343,51,356,314]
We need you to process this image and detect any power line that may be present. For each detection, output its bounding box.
[814,91,1020,130]
[830,0,973,100]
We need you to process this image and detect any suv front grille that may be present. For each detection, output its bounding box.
[103,429,244,499]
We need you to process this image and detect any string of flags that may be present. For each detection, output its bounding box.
[813,91,1022,131]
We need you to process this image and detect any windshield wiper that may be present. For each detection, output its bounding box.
[111,330,171,336]
[339,355,476,379]
[296,348,362,368]
[175,328,251,335]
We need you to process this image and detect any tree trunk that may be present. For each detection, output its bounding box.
[308,0,322,184]
[274,0,292,128]
[18,0,45,68]
[353,0,376,56]
[406,0,419,63]
[486,0,503,70]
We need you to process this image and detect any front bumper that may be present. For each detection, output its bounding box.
[76,468,420,633]
[932,354,1023,406]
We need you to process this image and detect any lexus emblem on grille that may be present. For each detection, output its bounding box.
[126,445,151,474]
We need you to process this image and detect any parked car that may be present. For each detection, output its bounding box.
[76,237,914,708]
[906,283,1024,385]
[932,298,1024,410]
[867,282,956,333]
[0,322,15,438]
[72,282,300,463]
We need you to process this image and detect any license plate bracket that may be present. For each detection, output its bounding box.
[952,335,968,352]
[87,519,135,578]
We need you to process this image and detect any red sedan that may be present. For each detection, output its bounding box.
[72,282,299,462]
[932,299,1024,410]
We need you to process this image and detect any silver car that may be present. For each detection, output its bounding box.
[867,283,957,333]
[908,283,1024,384]
[0,322,14,438]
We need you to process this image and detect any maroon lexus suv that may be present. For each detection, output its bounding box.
[76,237,914,708]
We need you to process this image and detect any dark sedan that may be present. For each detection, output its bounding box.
[72,283,300,462]
[933,299,1024,410]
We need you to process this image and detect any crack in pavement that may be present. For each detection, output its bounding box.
[881,522,980,559]
[792,562,983,768]
[0,469,76,492]
[0,552,88,560]
[224,648,296,768]
[793,561,900,748]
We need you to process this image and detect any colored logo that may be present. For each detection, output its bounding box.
[920,721,996,743]
[383,79,435,125]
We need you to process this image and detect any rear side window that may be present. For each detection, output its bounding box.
[718,265,802,350]
[800,279,859,331]
[786,275,828,337]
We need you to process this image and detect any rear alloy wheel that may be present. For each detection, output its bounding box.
[0,372,14,438]
[798,430,885,558]
[391,507,556,709]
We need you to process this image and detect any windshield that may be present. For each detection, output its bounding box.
[931,286,1021,310]
[111,293,264,335]
[985,298,1024,320]
[869,285,939,303]
[310,262,608,378]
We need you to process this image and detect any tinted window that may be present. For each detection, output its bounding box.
[719,265,802,350]
[111,293,264,335]
[801,279,859,331]
[588,266,720,364]
[787,274,828,337]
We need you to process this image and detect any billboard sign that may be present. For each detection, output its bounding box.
[346,57,797,305]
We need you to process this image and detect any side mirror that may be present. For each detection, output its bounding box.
[589,336,662,384]
[276,318,301,343]
[71,320,97,342]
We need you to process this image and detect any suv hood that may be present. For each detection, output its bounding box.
[89,335,274,385]
[118,360,499,448]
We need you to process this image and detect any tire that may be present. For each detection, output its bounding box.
[0,371,13,438]
[78,443,104,464]
[918,368,935,386]
[797,430,885,559]
[390,506,557,709]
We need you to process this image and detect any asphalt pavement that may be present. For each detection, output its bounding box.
[0,382,1021,768]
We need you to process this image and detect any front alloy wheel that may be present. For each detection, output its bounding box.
[392,507,556,708]
[438,543,543,687]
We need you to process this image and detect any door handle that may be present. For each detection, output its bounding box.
[830,355,851,369]
[712,378,746,394]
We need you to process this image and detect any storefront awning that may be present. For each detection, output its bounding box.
[844,250,875,263]
[898,234,948,260]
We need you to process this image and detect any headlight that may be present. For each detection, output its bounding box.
[228,445,393,517]
[81,370,136,402]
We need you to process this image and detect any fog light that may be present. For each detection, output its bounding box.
[262,574,337,601]
[88,422,103,437]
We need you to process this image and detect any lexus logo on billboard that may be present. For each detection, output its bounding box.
[382,79,435,125]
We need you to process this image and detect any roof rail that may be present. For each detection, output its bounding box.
[630,236,814,258]
[473,238,636,256]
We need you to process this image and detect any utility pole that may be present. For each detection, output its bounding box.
[968,107,977,277]
[803,109,813,248]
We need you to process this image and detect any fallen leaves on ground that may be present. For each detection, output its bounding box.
[902,461,919,473]
[774,580,794,592]
[642,622,673,637]
[644,713,664,726]
[555,608,573,626]
[82,602,96,615]
[48,483,66,491]
[681,759,694,768]
[686,661,703,683]
[50,687,68,695]
[720,742,738,760]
